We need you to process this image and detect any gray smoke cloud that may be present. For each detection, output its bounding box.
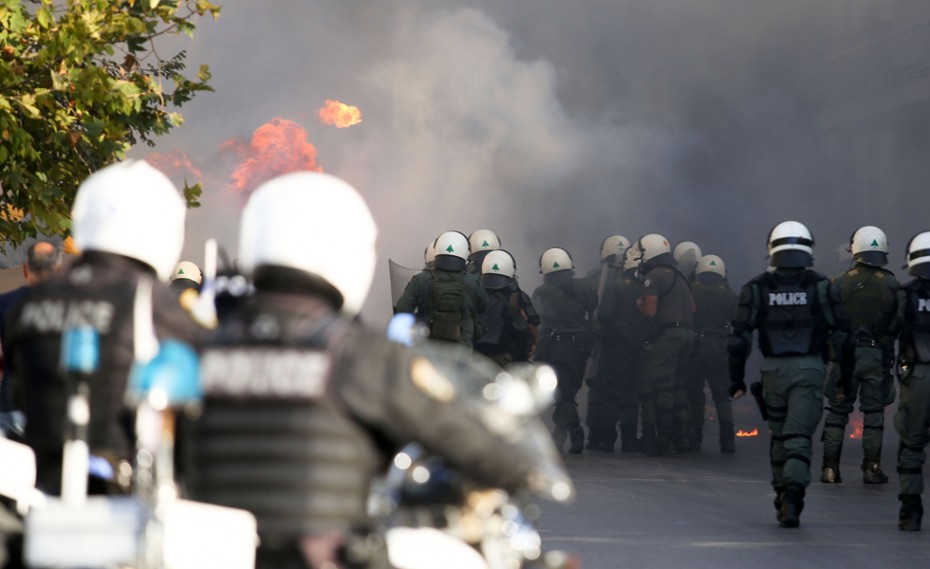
[136,1,930,324]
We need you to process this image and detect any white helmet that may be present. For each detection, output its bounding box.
[539,247,574,285]
[673,241,702,277]
[600,235,630,263]
[638,234,672,264]
[170,261,203,289]
[481,249,516,289]
[768,221,814,268]
[72,160,185,280]
[540,247,573,274]
[239,171,377,315]
[623,242,642,272]
[849,226,888,267]
[906,231,930,278]
[696,254,726,280]
[433,230,469,271]
[468,229,501,254]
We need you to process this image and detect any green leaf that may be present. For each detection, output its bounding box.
[36,7,51,30]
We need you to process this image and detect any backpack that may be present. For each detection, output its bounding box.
[837,266,896,339]
[427,270,467,342]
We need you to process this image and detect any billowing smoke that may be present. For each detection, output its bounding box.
[136,0,930,325]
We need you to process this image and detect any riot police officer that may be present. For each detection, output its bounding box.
[893,232,930,531]
[3,160,202,494]
[690,255,738,453]
[729,221,851,528]
[395,231,489,348]
[590,244,660,452]
[190,172,541,568]
[532,247,598,454]
[636,234,695,456]
[583,235,629,451]
[821,226,899,485]
[475,249,540,367]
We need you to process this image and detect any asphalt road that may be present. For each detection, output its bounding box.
[536,419,929,569]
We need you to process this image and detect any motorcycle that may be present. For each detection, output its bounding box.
[0,265,257,569]
[377,314,581,569]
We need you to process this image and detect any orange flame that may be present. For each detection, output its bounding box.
[225,118,322,195]
[736,428,759,437]
[144,150,203,182]
[849,417,863,440]
[317,99,363,128]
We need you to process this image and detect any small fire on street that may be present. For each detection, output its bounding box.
[736,429,759,438]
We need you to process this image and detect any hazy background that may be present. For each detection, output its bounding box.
[133,0,930,326]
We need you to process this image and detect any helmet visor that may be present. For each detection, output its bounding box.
[854,251,888,267]
[434,255,467,272]
[482,273,513,290]
[770,250,813,268]
[543,269,574,286]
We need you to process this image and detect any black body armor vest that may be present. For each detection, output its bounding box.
[756,271,823,357]
[190,296,381,548]
[902,280,930,363]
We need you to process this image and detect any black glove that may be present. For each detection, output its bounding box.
[729,358,746,397]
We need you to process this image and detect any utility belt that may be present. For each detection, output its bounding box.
[697,328,728,340]
[662,321,692,330]
[543,329,585,344]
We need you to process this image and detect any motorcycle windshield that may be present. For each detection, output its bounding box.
[411,343,575,504]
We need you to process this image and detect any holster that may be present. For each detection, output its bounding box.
[881,346,896,406]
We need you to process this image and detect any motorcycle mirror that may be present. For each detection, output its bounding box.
[127,340,202,410]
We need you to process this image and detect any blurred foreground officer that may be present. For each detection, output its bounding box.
[637,234,694,456]
[728,221,850,528]
[821,226,898,485]
[532,247,597,454]
[3,160,201,494]
[0,240,63,436]
[690,255,737,453]
[191,172,539,569]
[475,249,539,367]
[893,232,930,531]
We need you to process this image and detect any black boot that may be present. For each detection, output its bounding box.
[568,426,585,454]
[899,494,923,531]
[619,425,641,453]
[821,459,842,484]
[773,488,785,525]
[720,422,735,453]
[779,486,805,528]
[862,461,889,485]
[644,434,667,457]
